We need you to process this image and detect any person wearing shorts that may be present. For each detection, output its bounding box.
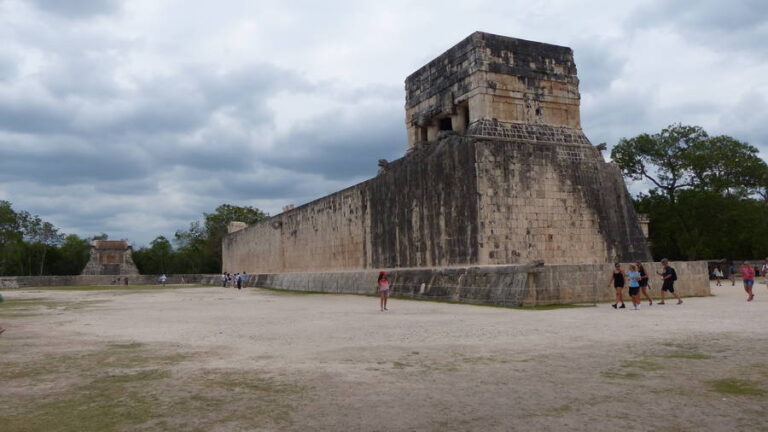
[657,259,682,305]
[636,262,653,306]
[713,267,723,286]
[377,272,390,312]
[741,261,755,302]
[627,264,641,310]
[608,263,626,309]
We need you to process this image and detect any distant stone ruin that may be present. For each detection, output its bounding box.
[80,240,140,275]
[223,32,651,275]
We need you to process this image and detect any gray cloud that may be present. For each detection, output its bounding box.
[0,1,765,245]
[30,0,121,19]
[267,104,405,180]
[628,0,768,54]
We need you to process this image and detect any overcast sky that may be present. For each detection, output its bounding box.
[1,0,766,246]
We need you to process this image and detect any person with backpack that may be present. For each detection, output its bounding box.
[657,259,682,305]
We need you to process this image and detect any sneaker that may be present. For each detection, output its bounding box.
[380,308,384,312]
[648,301,653,306]
[384,307,389,311]
[748,295,754,302]
[658,301,665,305]
[619,304,626,309]
[632,306,638,310]
[677,300,683,305]
[612,304,617,309]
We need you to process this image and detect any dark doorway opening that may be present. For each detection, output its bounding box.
[439,117,453,131]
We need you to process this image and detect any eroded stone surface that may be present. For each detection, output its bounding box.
[223,32,651,274]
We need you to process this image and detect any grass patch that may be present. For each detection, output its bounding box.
[391,295,594,311]
[0,298,106,318]
[26,284,209,291]
[107,342,145,350]
[0,343,304,432]
[707,378,767,396]
[663,352,712,360]
[258,286,341,296]
[601,370,642,380]
[621,359,664,371]
[257,286,593,310]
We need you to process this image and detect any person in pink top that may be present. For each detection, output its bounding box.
[741,261,756,302]
[377,272,390,312]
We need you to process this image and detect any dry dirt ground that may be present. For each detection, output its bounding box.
[1,282,767,432]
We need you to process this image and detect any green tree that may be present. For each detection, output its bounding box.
[174,204,267,273]
[51,234,92,275]
[614,124,768,260]
[611,124,708,203]
[0,201,21,275]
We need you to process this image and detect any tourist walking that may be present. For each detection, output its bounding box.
[221,273,227,288]
[241,271,248,289]
[713,267,723,286]
[741,261,755,302]
[159,274,167,286]
[728,264,736,286]
[627,264,641,310]
[636,262,653,306]
[608,263,626,309]
[762,258,768,286]
[236,272,242,290]
[377,272,390,312]
[657,259,682,305]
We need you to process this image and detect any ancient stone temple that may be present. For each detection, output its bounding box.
[80,240,140,275]
[223,32,651,275]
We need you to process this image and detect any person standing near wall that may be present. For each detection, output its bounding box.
[159,274,167,286]
[636,262,653,306]
[761,258,768,288]
[741,261,756,302]
[657,259,682,305]
[713,267,723,286]
[377,272,390,312]
[627,264,642,310]
[241,271,248,289]
[728,263,736,286]
[608,263,626,309]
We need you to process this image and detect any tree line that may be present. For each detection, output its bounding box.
[612,124,768,261]
[0,202,266,276]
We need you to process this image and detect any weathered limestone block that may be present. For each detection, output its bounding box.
[223,32,652,274]
[80,240,140,275]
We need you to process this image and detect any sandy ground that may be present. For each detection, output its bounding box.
[1,282,768,431]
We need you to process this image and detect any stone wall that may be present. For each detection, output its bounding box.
[233,261,711,306]
[0,262,710,307]
[0,274,220,289]
[224,133,650,274]
[404,32,581,148]
[474,134,648,264]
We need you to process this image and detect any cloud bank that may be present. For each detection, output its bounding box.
[0,0,765,245]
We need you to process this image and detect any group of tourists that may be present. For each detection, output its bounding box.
[609,259,682,310]
[221,271,248,290]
